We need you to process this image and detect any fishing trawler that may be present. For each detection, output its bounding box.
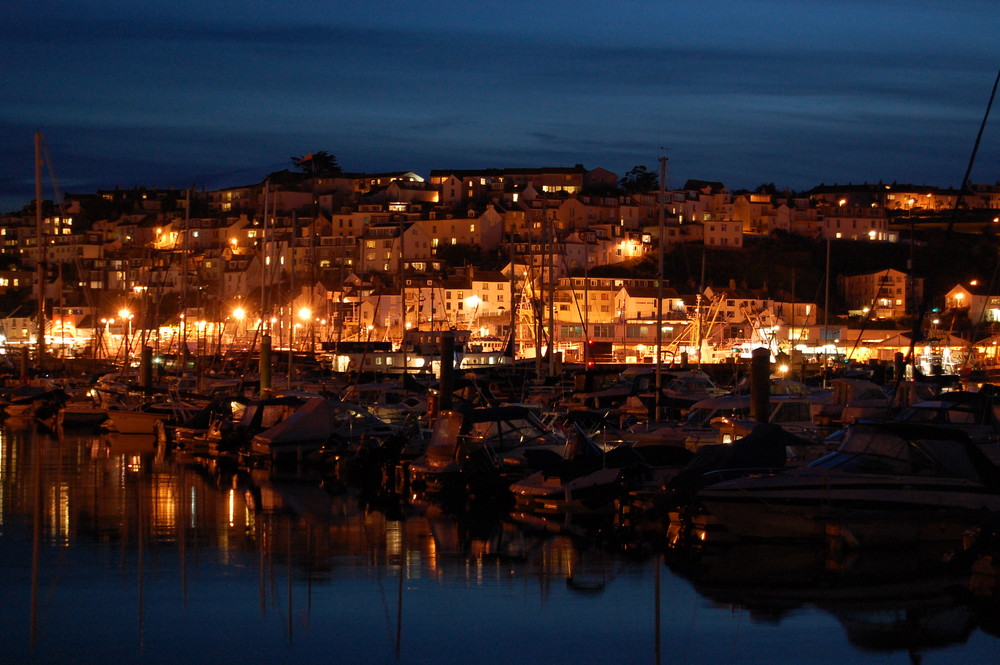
[329,328,511,375]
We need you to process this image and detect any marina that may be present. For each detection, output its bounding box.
[4,82,1000,660]
[5,368,1000,664]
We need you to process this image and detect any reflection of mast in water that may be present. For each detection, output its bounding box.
[286,518,293,643]
[396,521,404,661]
[30,428,43,645]
[179,466,187,607]
[258,514,269,617]
[654,554,661,665]
[137,459,146,648]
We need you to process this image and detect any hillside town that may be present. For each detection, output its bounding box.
[4,152,1000,378]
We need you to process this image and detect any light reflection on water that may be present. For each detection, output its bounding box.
[2,422,1000,664]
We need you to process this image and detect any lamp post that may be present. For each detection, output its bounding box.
[118,308,133,367]
[464,295,480,330]
[298,306,312,354]
[99,317,113,360]
[196,319,207,363]
[233,306,246,350]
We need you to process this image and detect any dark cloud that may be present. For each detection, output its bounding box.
[1,0,997,212]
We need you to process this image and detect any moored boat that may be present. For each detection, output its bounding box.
[695,421,1000,546]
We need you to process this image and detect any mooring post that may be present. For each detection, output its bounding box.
[750,347,770,423]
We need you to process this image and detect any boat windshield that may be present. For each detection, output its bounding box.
[810,425,984,481]
[684,404,748,426]
[470,417,555,452]
[809,450,937,476]
[896,404,985,425]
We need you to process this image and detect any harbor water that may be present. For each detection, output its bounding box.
[3,421,1000,665]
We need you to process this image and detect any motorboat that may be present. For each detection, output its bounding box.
[810,378,891,427]
[55,389,109,429]
[603,392,825,453]
[619,369,730,420]
[105,397,202,435]
[892,390,1000,448]
[1,385,62,418]
[511,426,693,515]
[249,397,401,465]
[340,380,429,426]
[695,421,1000,545]
[407,405,569,499]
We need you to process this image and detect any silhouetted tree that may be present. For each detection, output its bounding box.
[292,151,341,175]
[619,165,659,193]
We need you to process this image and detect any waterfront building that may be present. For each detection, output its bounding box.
[840,269,922,319]
[944,280,1000,324]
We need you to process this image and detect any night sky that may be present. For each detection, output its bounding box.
[3,0,998,212]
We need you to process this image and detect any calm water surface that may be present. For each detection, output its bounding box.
[2,422,1000,664]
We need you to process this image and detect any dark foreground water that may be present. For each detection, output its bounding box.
[3,422,1000,665]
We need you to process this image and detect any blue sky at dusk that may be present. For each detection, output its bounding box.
[2,0,997,212]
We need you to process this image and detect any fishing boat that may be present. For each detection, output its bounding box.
[695,421,1000,546]
[332,329,510,375]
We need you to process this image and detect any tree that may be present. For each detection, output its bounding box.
[291,151,341,175]
[619,165,659,194]
[435,242,482,266]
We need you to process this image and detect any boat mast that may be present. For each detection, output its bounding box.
[399,216,408,378]
[180,187,190,369]
[547,210,556,377]
[288,211,295,388]
[508,231,517,361]
[262,180,270,331]
[259,180,271,395]
[823,234,830,386]
[532,216,541,379]
[655,155,666,421]
[697,249,705,366]
[34,132,45,373]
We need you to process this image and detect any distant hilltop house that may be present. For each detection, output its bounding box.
[839,269,923,319]
[945,280,1000,324]
[5,160,1000,367]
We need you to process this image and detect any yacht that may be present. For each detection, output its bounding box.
[695,421,1000,545]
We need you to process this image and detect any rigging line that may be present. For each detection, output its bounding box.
[904,64,1000,375]
[975,248,1000,333]
[845,266,894,363]
[559,249,590,351]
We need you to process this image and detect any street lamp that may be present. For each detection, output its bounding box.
[99,317,113,360]
[464,295,480,328]
[118,308,133,365]
[232,306,245,348]
[297,307,312,353]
